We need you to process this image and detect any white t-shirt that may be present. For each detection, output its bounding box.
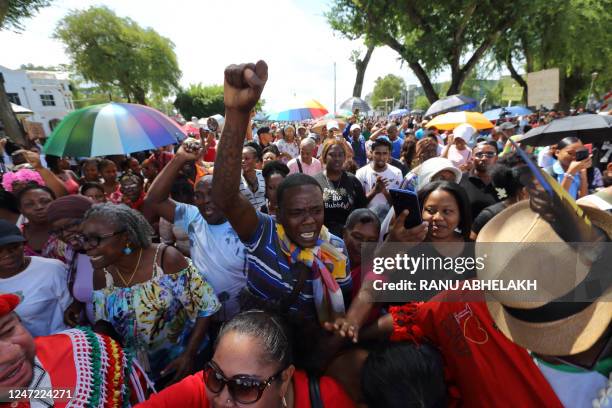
[0,256,71,337]
[356,164,403,220]
[287,157,322,176]
[175,203,248,320]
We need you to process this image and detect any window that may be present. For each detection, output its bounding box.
[40,94,55,106]
[7,93,21,105]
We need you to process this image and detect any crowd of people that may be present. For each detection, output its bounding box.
[0,60,611,408]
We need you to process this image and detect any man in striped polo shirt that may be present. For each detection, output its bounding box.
[212,60,352,324]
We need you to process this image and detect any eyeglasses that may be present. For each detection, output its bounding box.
[474,152,497,159]
[81,230,125,249]
[204,361,285,404]
[50,220,82,238]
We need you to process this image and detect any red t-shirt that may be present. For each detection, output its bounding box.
[389,290,563,407]
[136,369,355,408]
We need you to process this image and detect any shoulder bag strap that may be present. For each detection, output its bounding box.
[296,158,304,174]
[279,262,310,313]
[308,373,324,408]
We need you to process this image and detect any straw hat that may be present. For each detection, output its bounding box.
[476,200,612,355]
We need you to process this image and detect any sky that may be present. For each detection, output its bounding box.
[0,0,453,113]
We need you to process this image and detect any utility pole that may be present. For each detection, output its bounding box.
[333,62,337,115]
[0,73,27,145]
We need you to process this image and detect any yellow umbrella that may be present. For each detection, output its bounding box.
[426,111,493,130]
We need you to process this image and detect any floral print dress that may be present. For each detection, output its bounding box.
[93,245,220,380]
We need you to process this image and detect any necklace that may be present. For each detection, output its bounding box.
[114,249,142,287]
[325,171,343,189]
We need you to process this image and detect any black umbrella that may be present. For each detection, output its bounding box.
[339,97,372,113]
[424,94,478,118]
[516,114,612,147]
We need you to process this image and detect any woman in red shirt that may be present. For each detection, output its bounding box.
[137,310,355,408]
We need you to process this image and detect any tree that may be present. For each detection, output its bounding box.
[0,0,53,145]
[349,44,375,98]
[492,0,611,109]
[371,74,406,112]
[174,83,265,120]
[54,6,180,105]
[327,0,529,103]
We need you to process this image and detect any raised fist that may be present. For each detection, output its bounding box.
[223,60,268,114]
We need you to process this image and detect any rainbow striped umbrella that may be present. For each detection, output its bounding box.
[44,102,187,157]
[267,99,328,121]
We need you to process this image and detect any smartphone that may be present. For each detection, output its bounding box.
[575,149,589,161]
[389,188,422,229]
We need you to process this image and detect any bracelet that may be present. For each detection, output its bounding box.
[563,172,575,180]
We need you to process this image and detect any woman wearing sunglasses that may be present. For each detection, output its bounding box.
[81,203,221,387]
[137,310,355,407]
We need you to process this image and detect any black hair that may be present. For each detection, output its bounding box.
[243,142,262,161]
[345,208,381,232]
[80,182,105,195]
[170,175,195,205]
[557,136,581,151]
[262,161,290,180]
[16,184,56,206]
[362,342,447,408]
[0,190,19,214]
[490,163,531,200]
[257,126,271,136]
[45,155,62,172]
[417,181,472,240]
[216,310,293,369]
[474,140,499,154]
[120,157,140,173]
[98,158,116,172]
[262,145,280,157]
[276,173,323,209]
[372,138,392,151]
[81,158,100,169]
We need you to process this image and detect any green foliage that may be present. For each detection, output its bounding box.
[491,0,611,107]
[327,0,529,102]
[0,0,52,31]
[53,6,180,105]
[371,74,406,111]
[174,84,224,120]
[414,95,430,111]
[174,83,265,119]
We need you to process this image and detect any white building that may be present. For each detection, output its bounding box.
[0,65,74,137]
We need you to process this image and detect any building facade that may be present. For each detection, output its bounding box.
[0,65,74,138]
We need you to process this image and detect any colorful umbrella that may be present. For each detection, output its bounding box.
[267,99,328,121]
[44,103,187,157]
[425,94,478,118]
[483,106,532,121]
[426,111,494,130]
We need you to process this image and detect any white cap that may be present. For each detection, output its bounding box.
[351,124,361,131]
[453,123,476,141]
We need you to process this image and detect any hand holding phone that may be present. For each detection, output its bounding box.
[389,188,422,229]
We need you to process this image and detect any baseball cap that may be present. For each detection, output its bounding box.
[499,122,517,131]
[0,220,26,246]
[351,124,361,131]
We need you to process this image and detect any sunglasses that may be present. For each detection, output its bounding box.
[204,361,285,404]
[474,152,497,159]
